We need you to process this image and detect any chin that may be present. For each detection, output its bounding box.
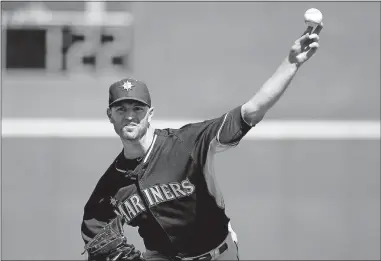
[121,131,139,140]
[120,125,148,141]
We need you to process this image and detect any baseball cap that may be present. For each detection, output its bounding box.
[108,78,151,107]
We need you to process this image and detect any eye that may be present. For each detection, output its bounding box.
[116,107,126,112]
[134,106,144,112]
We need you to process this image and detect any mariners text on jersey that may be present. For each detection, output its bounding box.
[112,178,195,223]
[81,105,252,257]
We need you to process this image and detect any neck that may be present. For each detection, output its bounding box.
[122,126,155,160]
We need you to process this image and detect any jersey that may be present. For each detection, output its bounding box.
[81,105,252,258]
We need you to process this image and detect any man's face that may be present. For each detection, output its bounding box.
[107,100,154,141]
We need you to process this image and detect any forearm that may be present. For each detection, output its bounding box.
[242,57,299,125]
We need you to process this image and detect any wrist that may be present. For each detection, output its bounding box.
[280,56,300,74]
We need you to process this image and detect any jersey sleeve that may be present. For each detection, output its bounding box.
[194,105,252,148]
[81,172,118,245]
[215,105,253,146]
[183,104,252,161]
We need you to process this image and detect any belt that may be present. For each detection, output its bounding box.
[178,242,228,261]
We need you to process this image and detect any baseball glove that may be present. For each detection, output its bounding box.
[83,216,144,261]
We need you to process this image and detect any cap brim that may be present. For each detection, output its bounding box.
[109,97,151,107]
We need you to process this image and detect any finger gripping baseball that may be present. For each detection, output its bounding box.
[84,217,144,261]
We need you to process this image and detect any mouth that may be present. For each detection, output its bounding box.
[123,124,138,130]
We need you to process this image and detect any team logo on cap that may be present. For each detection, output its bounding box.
[121,80,134,91]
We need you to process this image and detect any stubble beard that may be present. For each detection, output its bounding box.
[120,123,148,141]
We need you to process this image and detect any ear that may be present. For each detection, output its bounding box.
[107,107,114,123]
[147,107,155,124]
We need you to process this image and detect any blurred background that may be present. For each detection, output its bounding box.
[1,1,380,260]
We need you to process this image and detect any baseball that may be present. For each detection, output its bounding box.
[304,8,323,27]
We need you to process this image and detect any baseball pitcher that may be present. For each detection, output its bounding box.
[81,24,323,261]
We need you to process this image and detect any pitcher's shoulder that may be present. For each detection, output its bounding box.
[154,119,214,143]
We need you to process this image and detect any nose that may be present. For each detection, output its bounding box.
[124,109,136,120]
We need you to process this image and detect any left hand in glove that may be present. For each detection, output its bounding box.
[83,216,144,261]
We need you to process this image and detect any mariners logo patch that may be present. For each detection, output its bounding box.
[121,80,134,91]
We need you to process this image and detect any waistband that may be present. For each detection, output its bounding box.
[176,233,230,261]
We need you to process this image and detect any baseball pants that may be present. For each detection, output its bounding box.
[143,231,239,261]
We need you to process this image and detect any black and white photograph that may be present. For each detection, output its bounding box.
[1,1,380,260]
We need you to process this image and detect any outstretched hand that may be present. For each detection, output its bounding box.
[288,23,323,66]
